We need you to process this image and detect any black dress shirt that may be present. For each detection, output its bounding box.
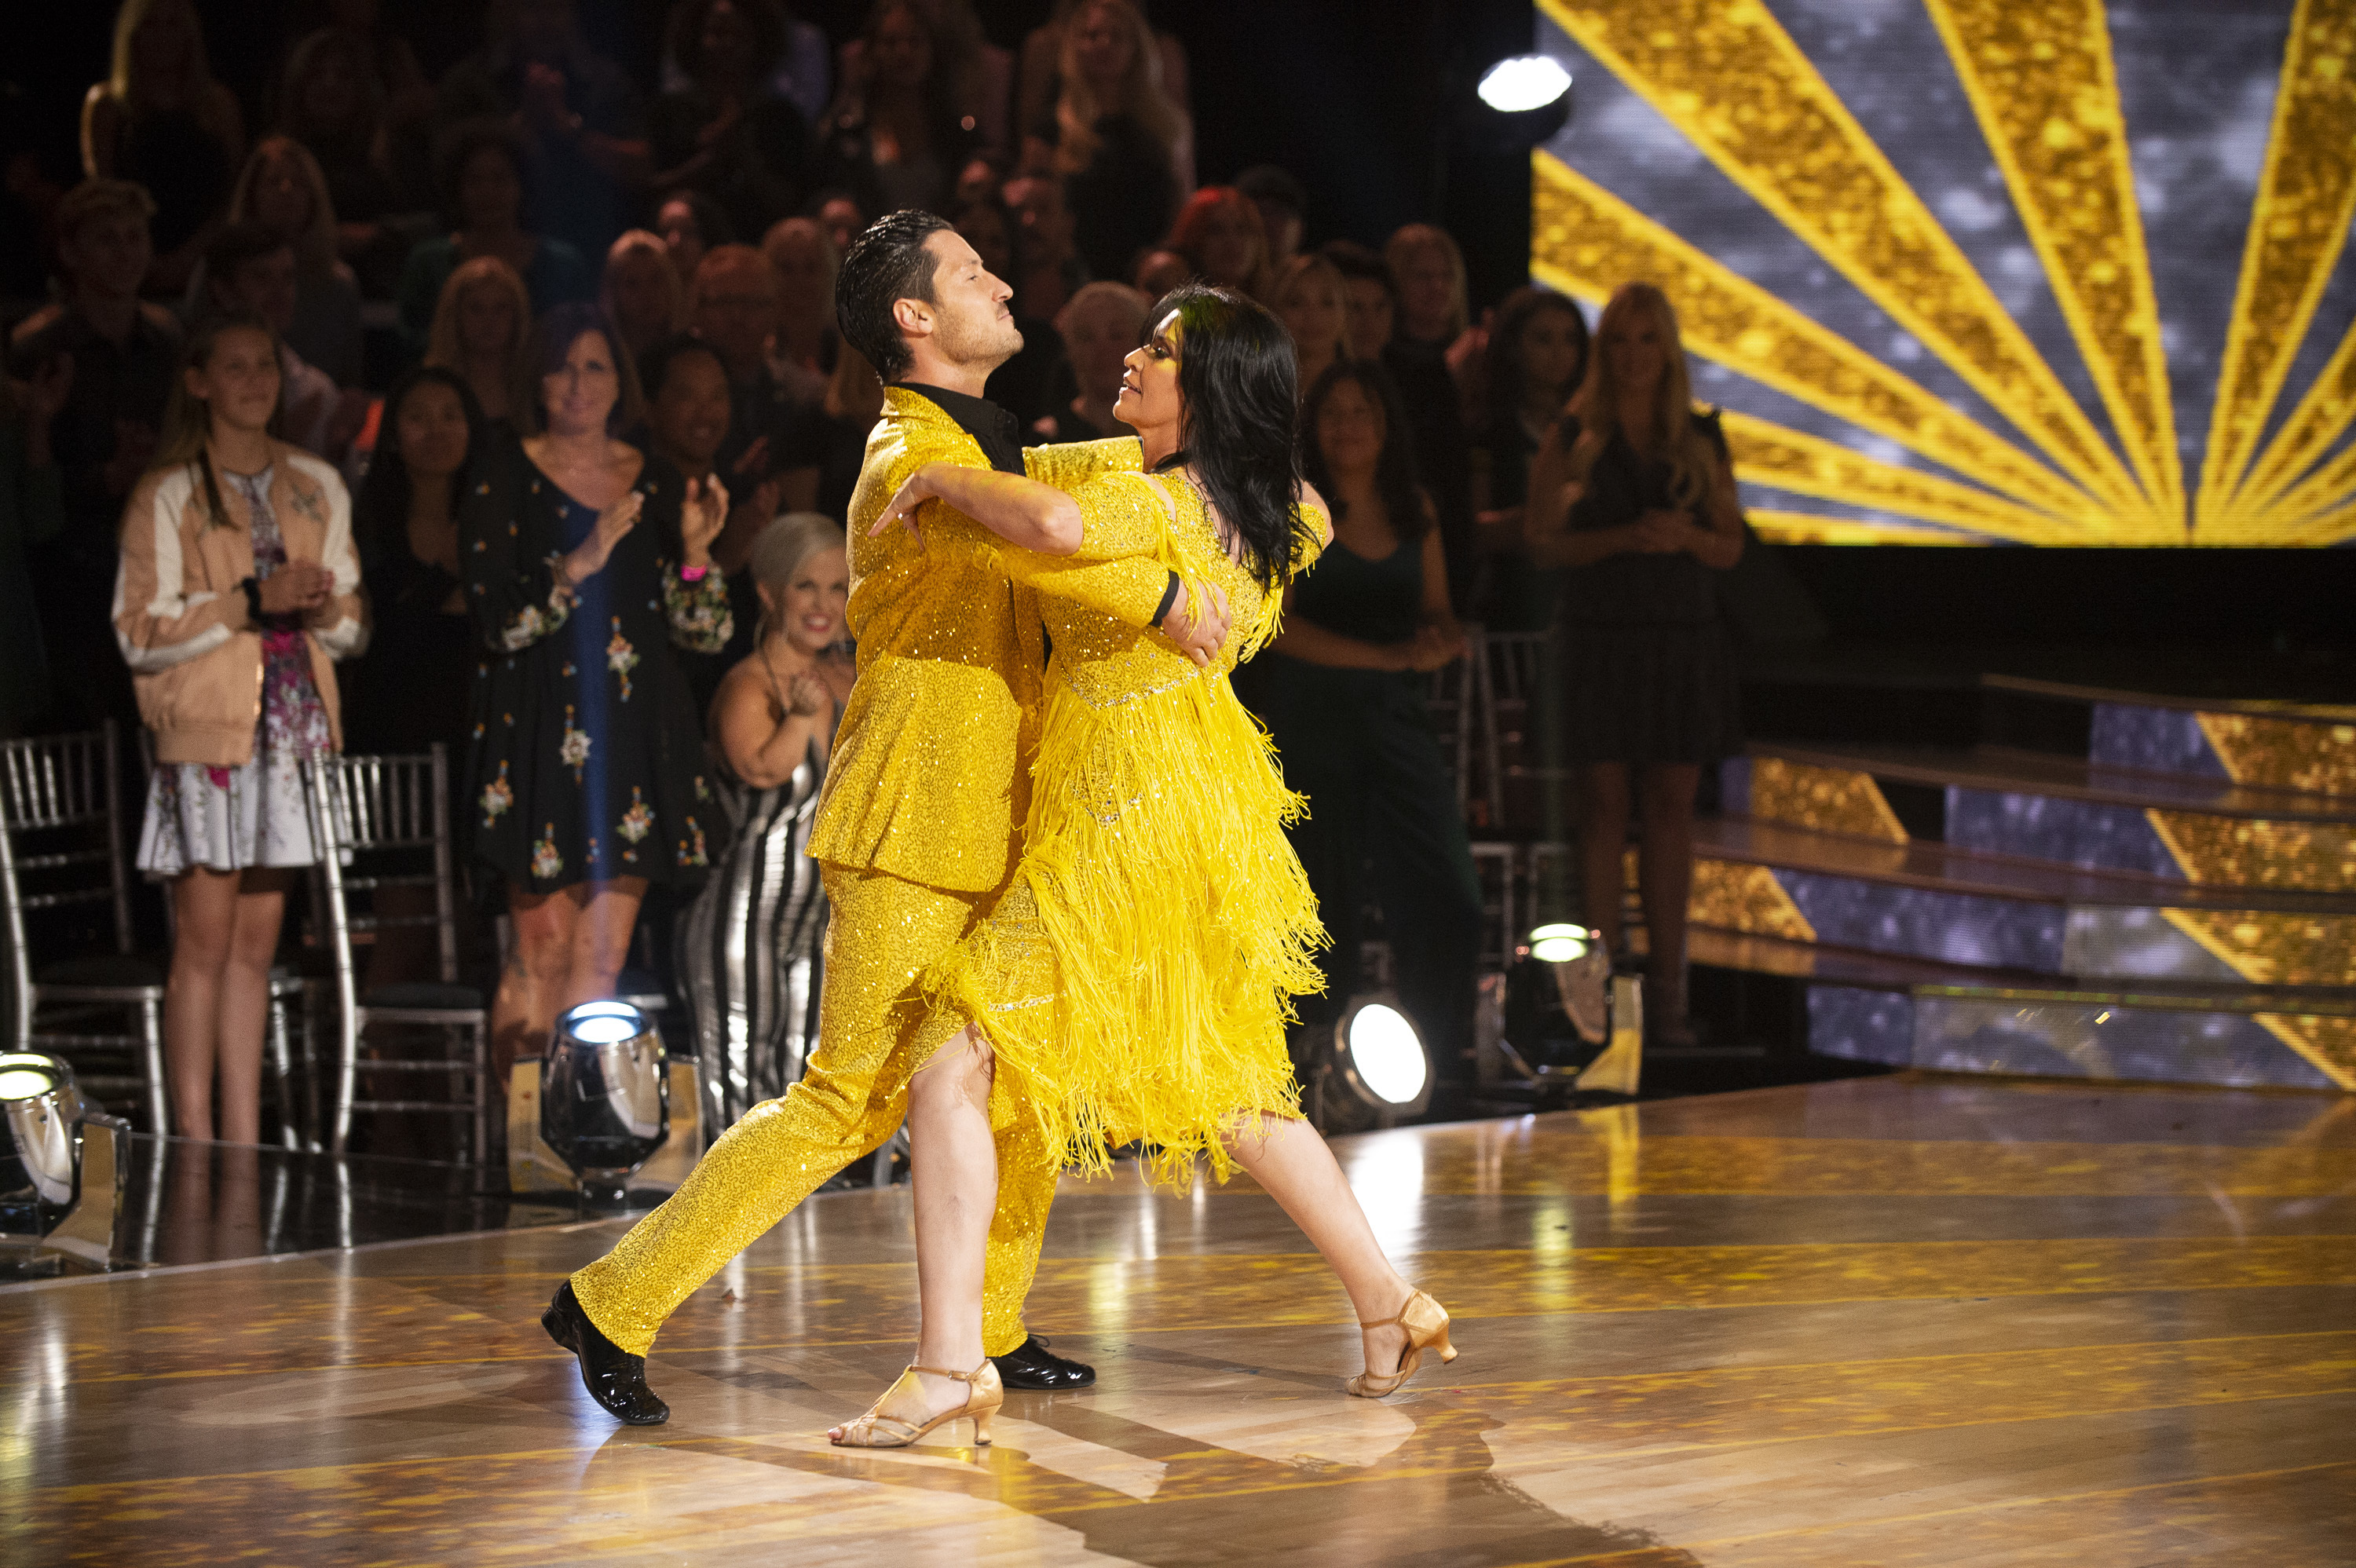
[900,382,1026,474]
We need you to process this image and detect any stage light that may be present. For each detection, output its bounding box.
[542,1003,670,1206]
[1527,923,1590,964]
[1479,55,1571,115]
[1334,996,1432,1120]
[1,1052,129,1275]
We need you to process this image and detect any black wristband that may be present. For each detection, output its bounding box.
[1152,570,1182,627]
[240,576,264,625]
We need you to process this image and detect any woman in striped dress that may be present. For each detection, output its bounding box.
[675,514,852,1135]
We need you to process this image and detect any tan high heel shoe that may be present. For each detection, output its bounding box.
[829,1359,1004,1449]
[1346,1289,1458,1398]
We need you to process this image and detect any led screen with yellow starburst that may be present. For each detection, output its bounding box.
[1531,0,2356,546]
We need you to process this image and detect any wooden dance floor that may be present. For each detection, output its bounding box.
[9,1072,2353,1565]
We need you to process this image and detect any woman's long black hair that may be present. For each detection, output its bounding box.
[1144,283,1316,592]
[1300,357,1429,543]
[353,366,490,572]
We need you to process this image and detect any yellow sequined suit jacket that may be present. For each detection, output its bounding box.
[810,388,1172,894]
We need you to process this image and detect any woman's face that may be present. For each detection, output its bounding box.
[1394,245,1456,338]
[761,546,850,654]
[1063,297,1141,402]
[540,329,620,434]
[1071,4,1135,87]
[649,349,731,470]
[1343,276,1394,359]
[1194,206,1258,288]
[605,249,675,347]
[699,0,752,71]
[189,326,282,436]
[765,224,830,316]
[459,147,523,231]
[873,6,933,90]
[1314,377,1385,475]
[1114,310,1183,433]
[131,1,199,82]
[299,51,362,133]
[657,198,706,278]
[396,379,471,481]
[250,151,314,240]
[1279,276,1344,362]
[456,280,518,359]
[953,207,1012,280]
[818,197,863,254]
[1520,306,1586,402]
[1603,306,1668,396]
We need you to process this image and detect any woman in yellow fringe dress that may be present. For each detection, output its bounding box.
[829,286,1458,1449]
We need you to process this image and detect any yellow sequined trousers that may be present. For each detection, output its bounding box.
[570,864,1052,1358]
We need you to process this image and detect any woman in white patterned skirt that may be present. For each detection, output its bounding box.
[113,311,366,1141]
[675,514,852,1135]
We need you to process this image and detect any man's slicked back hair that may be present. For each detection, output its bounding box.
[836,209,953,383]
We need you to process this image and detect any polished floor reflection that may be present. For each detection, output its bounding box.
[6,1073,2352,1565]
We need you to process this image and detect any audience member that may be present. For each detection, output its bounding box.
[834,0,1012,155]
[1473,285,1588,630]
[199,138,368,388]
[1169,186,1270,300]
[655,189,732,283]
[776,345,880,522]
[434,0,649,261]
[649,0,814,244]
[1382,223,1476,613]
[1236,164,1305,272]
[677,513,852,1130]
[9,180,183,726]
[79,0,247,295]
[1001,173,1086,322]
[1242,359,1480,1087]
[948,196,1066,427]
[117,311,364,1142]
[1131,245,1190,299]
[421,254,533,429]
[199,223,359,461]
[397,122,594,356]
[688,244,796,496]
[1026,0,1189,287]
[1035,280,1146,441]
[813,0,980,217]
[813,189,865,255]
[459,302,731,1084]
[0,359,71,736]
[1015,0,1189,152]
[638,331,773,709]
[1524,282,1744,1048]
[660,0,833,127]
[276,26,420,298]
[1323,239,1395,360]
[1274,253,1348,396]
[601,230,687,360]
[760,216,840,405]
[291,0,437,137]
[953,151,1008,207]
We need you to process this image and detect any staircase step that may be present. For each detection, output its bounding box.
[1747,742,2356,821]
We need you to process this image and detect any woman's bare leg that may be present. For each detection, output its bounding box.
[559,876,648,1014]
[492,887,577,1085]
[211,869,292,1146]
[1220,1113,1418,1376]
[829,1025,1001,1437]
[163,869,241,1141]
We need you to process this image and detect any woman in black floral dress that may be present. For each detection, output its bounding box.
[463,302,731,1080]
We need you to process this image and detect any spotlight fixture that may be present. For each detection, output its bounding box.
[0,1052,128,1274]
[1333,995,1433,1123]
[1490,925,1642,1102]
[1474,54,1574,144]
[542,1003,670,1207]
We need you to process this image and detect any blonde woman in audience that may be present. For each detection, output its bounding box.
[422,255,533,429]
[1030,0,1191,283]
[1274,253,1349,397]
[1037,280,1147,441]
[601,230,688,361]
[204,136,366,387]
[81,0,248,294]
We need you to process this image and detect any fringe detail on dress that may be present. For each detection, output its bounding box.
[924,667,1327,1190]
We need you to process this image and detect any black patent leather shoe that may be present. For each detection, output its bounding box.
[543,1281,670,1425]
[991,1335,1096,1390]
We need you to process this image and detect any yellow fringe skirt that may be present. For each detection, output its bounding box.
[924,668,1327,1188]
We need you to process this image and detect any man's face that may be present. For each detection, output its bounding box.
[1004,177,1073,261]
[221,246,301,334]
[692,256,782,381]
[65,212,153,302]
[908,230,1021,374]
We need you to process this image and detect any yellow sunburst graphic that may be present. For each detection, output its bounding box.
[1532,0,2356,546]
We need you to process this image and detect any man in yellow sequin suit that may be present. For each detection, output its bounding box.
[541,212,1214,1424]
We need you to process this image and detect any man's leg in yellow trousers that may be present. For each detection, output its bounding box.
[572,866,986,1356]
